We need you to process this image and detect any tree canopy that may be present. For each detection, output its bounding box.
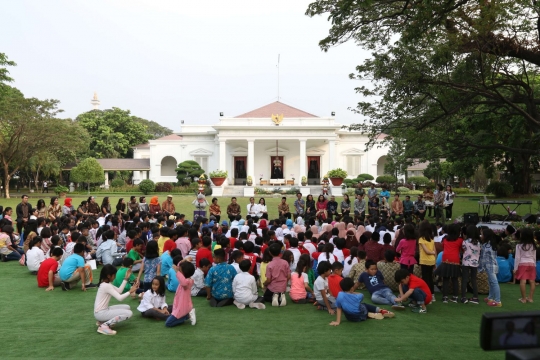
[307,0,540,193]
[132,116,173,139]
[75,108,153,158]
[70,157,105,193]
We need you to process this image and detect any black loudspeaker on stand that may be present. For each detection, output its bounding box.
[522,213,537,224]
[464,213,479,225]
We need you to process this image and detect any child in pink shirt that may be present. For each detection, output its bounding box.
[290,258,315,303]
[396,225,418,273]
[165,261,197,327]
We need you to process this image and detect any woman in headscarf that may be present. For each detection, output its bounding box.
[336,221,347,239]
[286,219,294,230]
[310,224,319,239]
[149,196,161,214]
[345,229,359,249]
[62,198,73,216]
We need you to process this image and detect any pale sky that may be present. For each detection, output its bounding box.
[2,0,370,131]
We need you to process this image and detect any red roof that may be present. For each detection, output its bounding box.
[235,101,318,118]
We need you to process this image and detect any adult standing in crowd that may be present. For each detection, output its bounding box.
[48,197,62,221]
[444,185,456,221]
[16,194,32,234]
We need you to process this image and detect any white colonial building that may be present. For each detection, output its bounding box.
[132,101,389,188]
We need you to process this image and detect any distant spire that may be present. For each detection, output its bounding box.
[91,92,100,110]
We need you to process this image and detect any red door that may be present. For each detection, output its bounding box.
[270,156,284,179]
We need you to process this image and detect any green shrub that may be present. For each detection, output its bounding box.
[358,173,374,181]
[138,179,155,195]
[485,181,513,197]
[376,175,397,184]
[208,170,228,178]
[407,176,430,186]
[397,186,410,193]
[110,178,125,188]
[55,185,69,194]
[453,187,470,194]
[155,182,174,192]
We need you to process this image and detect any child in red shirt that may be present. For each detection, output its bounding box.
[439,224,464,303]
[395,269,431,314]
[327,262,344,298]
[196,236,214,268]
[37,247,64,290]
[242,241,260,276]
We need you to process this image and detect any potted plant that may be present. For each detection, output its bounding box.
[55,185,69,197]
[208,170,227,186]
[301,176,307,186]
[327,168,348,186]
[246,176,253,186]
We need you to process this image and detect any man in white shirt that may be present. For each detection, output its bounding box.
[232,260,265,309]
[287,237,301,272]
[246,197,259,218]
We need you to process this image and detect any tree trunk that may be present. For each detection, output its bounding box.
[34,164,41,192]
[3,163,11,199]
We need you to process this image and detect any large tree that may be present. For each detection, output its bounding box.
[307,0,540,193]
[0,86,87,198]
[75,108,153,158]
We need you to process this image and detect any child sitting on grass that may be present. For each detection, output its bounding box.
[328,262,344,298]
[113,258,136,293]
[37,247,65,291]
[205,248,237,307]
[290,258,316,303]
[167,255,183,292]
[191,258,211,297]
[230,250,244,274]
[166,261,197,327]
[233,260,265,309]
[138,276,171,320]
[127,238,144,272]
[347,250,367,286]
[356,260,404,309]
[329,278,394,326]
[394,269,432,314]
[94,264,139,335]
[314,261,336,314]
[263,243,290,307]
[376,250,401,292]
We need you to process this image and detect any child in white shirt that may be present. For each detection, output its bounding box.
[27,237,45,274]
[191,258,211,297]
[232,260,265,309]
[137,276,170,320]
[231,250,244,274]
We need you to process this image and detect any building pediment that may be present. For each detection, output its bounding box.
[306,147,326,156]
[342,148,364,155]
[189,148,213,156]
[230,147,248,155]
[265,147,289,155]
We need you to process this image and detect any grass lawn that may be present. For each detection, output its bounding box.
[1,194,538,222]
[0,260,530,359]
[1,193,537,359]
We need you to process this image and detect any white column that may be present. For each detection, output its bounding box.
[328,139,336,170]
[104,172,109,189]
[219,140,226,171]
[247,140,255,180]
[299,139,306,184]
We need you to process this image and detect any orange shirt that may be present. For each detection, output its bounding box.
[327,274,344,298]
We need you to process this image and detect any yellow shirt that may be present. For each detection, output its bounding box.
[418,237,436,265]
[260,262,269,286]
[157,236,169,255]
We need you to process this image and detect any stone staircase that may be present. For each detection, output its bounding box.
[221,185,327,198]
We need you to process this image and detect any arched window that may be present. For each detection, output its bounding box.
[161,156,177,176]
[377,156,387,176]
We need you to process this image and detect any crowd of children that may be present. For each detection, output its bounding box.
[1,193,539,335]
